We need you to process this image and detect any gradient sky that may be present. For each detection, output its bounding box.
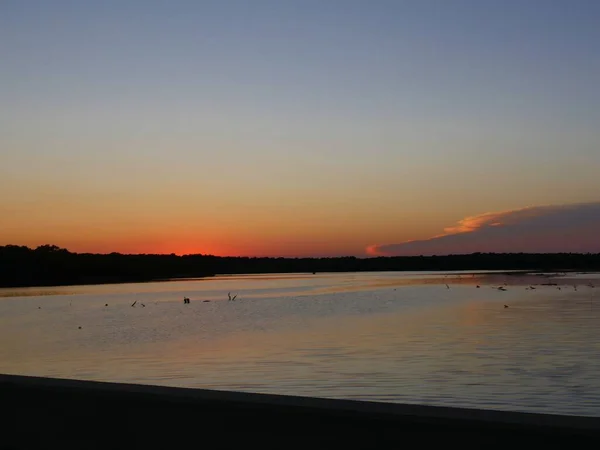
[1,0,599,256]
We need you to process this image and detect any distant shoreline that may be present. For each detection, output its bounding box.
[2,244,600,289]
[0,275,214,290]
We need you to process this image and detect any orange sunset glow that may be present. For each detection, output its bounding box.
[2,2,600,257]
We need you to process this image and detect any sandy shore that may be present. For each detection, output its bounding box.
[2,373,600,449]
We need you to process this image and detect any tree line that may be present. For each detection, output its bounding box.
[1,244,600,288]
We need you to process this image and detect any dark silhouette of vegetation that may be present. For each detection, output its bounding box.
[0,245,215,288]
[1,244,600,288]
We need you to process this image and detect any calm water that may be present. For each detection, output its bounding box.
[2,270,600,416]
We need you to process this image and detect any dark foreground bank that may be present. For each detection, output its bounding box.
[2,374,600,449]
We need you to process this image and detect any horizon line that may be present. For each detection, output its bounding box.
[2,244,600,259]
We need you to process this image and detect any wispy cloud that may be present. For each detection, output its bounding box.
[368,202,600,256]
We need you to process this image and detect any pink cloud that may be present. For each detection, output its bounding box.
[368,202,600,256]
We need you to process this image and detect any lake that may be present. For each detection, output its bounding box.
[2,270,600,416]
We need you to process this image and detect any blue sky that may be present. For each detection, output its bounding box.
[1,0,599,256]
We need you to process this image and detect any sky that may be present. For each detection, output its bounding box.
[1,0,599,257]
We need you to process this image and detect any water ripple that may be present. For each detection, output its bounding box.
[2,272,600,416]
